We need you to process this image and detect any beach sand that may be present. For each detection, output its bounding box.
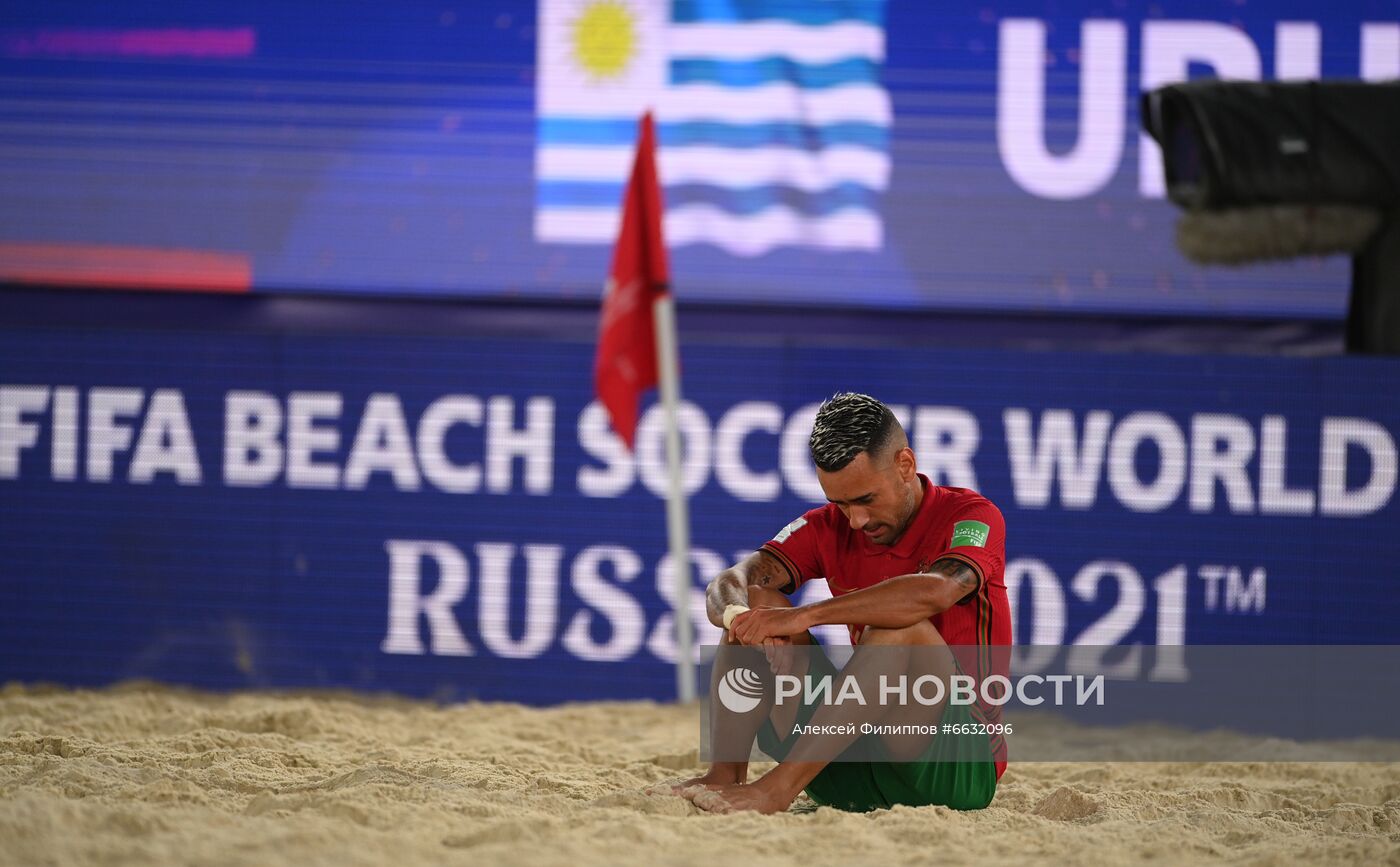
[1,682,1397,866]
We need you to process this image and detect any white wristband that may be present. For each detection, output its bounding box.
[722,604,750,630]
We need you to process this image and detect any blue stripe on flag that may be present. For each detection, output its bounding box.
[670,57,879,89]
[539,118,888,150]
[538,117,638,146]
[537,180,881,216]
[671,0,884,26]
[537,181,627,208]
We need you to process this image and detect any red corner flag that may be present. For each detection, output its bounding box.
[594,112,670,450]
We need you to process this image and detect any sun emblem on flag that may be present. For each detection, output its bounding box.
[569,1,637,80]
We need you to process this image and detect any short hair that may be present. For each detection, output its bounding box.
[808,392,900,472]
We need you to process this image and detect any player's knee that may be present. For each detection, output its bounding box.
[860,620,943,646]
[745,584,792,609]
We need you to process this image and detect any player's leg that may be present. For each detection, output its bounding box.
[773,622,948,767]
[691,620,954,813]
[857,620,955,761]
[660,584,811,794]
[707,585,816,778]
[847,623,997,812]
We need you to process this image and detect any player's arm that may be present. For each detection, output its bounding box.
[704,549,792,628]
[800,558,978,630]
[729,558,979,643]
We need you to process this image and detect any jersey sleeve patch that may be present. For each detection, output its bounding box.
[771,516,807,544]
[951,520,990,549]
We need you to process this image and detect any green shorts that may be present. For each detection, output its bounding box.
[755,652,998,813]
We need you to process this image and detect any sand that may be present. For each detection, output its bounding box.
[1,682,1398,866]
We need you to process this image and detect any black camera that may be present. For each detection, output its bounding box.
[1143,80,1400,354]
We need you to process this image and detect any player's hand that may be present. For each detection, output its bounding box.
[730,606,805,646]
[760,636,797,677]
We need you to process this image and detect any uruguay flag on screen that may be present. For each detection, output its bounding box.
[535,0,891,257]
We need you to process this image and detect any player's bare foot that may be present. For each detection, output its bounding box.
[684,781,795,815]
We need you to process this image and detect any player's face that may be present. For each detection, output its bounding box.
[816,447,920,546]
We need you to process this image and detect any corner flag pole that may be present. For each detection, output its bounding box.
[593,111,695,702]
[653,293,696,702]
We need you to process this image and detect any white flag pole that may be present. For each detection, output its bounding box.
[652,293,695,702]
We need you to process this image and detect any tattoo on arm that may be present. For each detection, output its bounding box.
[928,557,980,604]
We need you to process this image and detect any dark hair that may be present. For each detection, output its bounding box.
[808,392,900,472]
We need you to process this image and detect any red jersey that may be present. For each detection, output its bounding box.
[761,475,1011,777]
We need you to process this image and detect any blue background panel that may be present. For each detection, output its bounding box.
[2,322,1397,702]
